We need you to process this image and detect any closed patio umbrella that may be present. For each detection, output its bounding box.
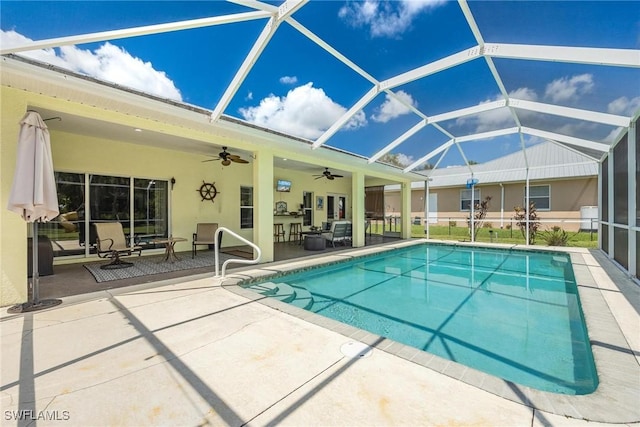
[7,110,62,312]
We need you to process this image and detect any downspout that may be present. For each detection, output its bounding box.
[470,179,475,243]
[424,180,430,239]
[500,183,504,229]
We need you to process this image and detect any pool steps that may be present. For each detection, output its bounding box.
[245,282,314,310]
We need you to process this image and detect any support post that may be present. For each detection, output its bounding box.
[351,171,365,247]
[401,181,412,239]
[628,120,636,277]
[253,149,274,262]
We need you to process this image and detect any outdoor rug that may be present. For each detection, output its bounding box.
[84,252,236,283]
[221,249,254,259]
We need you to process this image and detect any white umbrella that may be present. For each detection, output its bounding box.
[7,110,62,312]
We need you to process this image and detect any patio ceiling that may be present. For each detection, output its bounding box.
[1,0,638,177]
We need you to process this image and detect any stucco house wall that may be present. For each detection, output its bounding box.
[0,86,356,306]
[386,177,598,231]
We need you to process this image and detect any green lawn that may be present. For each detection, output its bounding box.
[370,223,598,249]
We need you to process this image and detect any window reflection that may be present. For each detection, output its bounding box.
[43,173,169,258]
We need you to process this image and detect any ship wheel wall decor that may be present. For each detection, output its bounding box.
[198,181,219,203]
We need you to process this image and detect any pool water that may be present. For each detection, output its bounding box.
[247,244,598,395]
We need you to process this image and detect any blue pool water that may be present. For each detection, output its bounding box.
[246,243,598,395]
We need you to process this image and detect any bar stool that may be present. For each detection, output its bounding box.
[274,223,285,242]
[288,223,302,242]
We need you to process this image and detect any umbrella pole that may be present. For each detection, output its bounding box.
[9,219,62,313]
[32,221,40,305]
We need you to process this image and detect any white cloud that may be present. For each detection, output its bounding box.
[279,75,298,85]
[371,90,416,123]
[456,87,537,132]
[1,30,182,101]
[603,127,624,143]
[338,0,446,38]
[544,74,593,103]
[238,82,367,140]
[245,91,253,101]
[344,110,368,131]
[553,121,598,139]
[395,153,415,166]
[607,96,640,116]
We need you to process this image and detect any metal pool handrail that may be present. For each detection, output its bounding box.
[214,227,261,278]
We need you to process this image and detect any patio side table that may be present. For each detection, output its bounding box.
[152,236,187,263]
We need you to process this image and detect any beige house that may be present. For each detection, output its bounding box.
[385,142,598,232]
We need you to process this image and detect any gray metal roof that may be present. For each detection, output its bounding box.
[389,141,597,190]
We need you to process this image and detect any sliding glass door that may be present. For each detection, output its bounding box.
[39,172,169,258]
[133,178,168,244]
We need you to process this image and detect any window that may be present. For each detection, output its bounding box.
[240,186,253,229]
[526,185,550,210]
[460,188,480,211]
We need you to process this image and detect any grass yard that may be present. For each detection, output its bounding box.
[369,222,598,249]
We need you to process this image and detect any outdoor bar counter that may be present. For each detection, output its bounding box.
[273,214,304,241]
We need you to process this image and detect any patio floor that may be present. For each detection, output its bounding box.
[1,240,638,426]
[36,235,399,301]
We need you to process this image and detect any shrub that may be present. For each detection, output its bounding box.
[514,202,541,244]
[467,196,492,236]
[482,222,493,229]
[449,220,457,227]
[542,227,571,246]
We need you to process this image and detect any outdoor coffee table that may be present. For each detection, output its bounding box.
[299,230,322,245]
[151,236,187,263]
[304,234,326,251]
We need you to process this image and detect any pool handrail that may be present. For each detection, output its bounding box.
[213,227,261,278]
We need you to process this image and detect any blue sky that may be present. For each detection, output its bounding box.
[1,1,639,168]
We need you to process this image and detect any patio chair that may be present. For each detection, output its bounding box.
[322,221,350,247]
[94,222,142,269]
[192,223,219,258]
[344,222,352,246]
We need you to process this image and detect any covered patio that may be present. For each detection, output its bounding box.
[35,235,399,301]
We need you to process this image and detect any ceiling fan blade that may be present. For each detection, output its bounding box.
[327,175,335,180]
[314,176,324,180]
[227,154,241,159]
[202,158,219,163]
[231,158,249,164]
[332,174,344,178]
[221,159,232,166]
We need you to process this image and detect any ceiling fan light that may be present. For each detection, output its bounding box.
[222,159,231,166]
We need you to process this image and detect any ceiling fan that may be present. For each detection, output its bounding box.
[313,167,343,180]
[203,146,249,166]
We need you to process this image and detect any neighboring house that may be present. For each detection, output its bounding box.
[385,142,599,232]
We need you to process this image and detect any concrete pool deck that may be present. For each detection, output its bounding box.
[1,240,638,426]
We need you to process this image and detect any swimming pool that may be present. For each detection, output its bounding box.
[245,243,598,395]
